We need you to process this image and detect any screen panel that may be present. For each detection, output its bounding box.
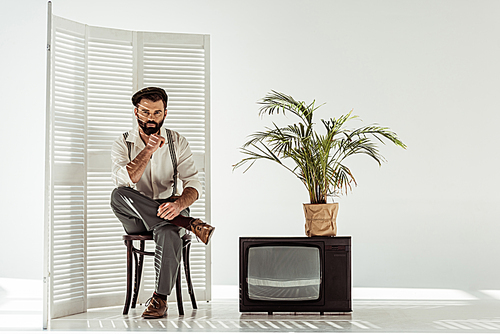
[137,31,211,303]
[48,16,87,319]
[247,246,321,301]
[85,24,134,309]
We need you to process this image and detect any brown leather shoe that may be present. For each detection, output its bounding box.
[141,295,167,319]
[190,219,215,245]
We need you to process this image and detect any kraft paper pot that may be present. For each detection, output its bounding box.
[303,203,339,237]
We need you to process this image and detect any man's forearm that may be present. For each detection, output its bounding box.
[126,147,153,183]
[175,187,199,212]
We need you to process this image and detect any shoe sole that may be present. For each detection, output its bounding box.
[203,227,215,245]
[191,220,215,245]
[142,312,167,319]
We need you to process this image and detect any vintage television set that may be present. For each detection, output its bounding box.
[239,236,351,313]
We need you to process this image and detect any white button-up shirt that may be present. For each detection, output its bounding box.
[111,126,202,200]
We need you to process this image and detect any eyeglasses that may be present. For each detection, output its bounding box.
[137,108,164,119]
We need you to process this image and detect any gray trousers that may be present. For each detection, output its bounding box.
[110,186,188,296]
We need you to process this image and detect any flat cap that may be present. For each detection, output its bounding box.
[132,87,168,108]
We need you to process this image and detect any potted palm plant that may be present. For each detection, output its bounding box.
[233,90,407,236]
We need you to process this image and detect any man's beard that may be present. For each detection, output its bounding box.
[138,117,165,135]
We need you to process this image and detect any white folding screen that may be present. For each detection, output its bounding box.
[44,11,211,324]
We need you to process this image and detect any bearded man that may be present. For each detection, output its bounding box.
[110,87,214,318]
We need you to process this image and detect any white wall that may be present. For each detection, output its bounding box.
[2,0,500,291]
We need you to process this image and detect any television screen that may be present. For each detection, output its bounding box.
[247,246,321,301]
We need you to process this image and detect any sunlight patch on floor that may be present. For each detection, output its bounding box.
[480,290,500,300]
[353,287,477,300]
[0,278,43,330]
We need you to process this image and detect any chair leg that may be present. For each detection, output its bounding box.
[123,240,133,315]
[131,240,145,308]
[176,265,184,315]
[183,241,197,309]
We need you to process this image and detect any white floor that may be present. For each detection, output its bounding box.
[2,278,500,333]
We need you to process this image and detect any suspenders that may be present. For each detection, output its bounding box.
[122,132,132,162]
[123,129,178,197]
[165,129,178,198]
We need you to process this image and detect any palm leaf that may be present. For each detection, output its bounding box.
[234,91,406,203]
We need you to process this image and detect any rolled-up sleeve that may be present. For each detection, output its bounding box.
[111,137,135,188]
[176,135,203,198]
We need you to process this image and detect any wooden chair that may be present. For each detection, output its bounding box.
[122,233,197,315]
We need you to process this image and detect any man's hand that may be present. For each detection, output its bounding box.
[126,133,165,183]
[157,188,199,221]
[146,133,165,154]
[157,201,182,220]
